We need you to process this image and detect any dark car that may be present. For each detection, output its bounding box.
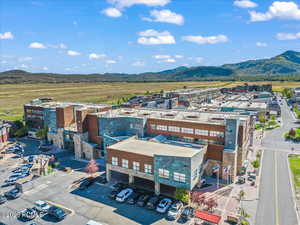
[179,206,194,222]
[98,176,107,184]
[0,195,7,204]
[79,178,95,190]
[108,189,120,199]
[127,192,140,204]
[113,183,127,191]
[146,195,160,210]
[4,189,21,199]
[47,206,67,221]
[137,194,150,207]
[19,208,37,221]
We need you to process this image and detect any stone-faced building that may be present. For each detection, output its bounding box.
[0,121,10,149]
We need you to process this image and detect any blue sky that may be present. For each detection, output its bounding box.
[1,0,300,74]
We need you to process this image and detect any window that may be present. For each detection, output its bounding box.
[195,129,209,136]
[112,157,118,166]
[210,131,224,138]
[133,161,140,171]
[181,128,194,134]
[157,125,168,131]
[150,124,156,130]
[158,169,169,178]
[168,126,180,133]
[144,164,152,174]
[174,172,186,183]
[122,159,128,168]
[193,169,198,180]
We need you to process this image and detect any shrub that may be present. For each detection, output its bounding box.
[175,188,189,203]
[252,160,260,169]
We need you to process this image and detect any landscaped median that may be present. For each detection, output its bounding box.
[288,154,300,210]
[285,127,300,142]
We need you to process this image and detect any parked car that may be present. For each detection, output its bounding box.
[27,155,36,163]
[146,195,160,210]
[137,194,151,207]
[0,194,7,204]
[34,200,50,213]
[79,177,95,190]
[5,188,21,199]
[126,192,140,204]
[19,208,37,221]
[9,174,21,180]
[21,163,33,168]
[108,189,120,199]
[47,206,67,221]
[156,198,172,213]
[179,206,194,222]
[116,188,133,202]
[167,201,183,220]
[97,176,107,184]
[113,183,127,191]
[237,177,245,184]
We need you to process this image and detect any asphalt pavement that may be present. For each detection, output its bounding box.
[256,97,299,225]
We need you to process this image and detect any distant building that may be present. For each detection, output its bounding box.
[0,121,10,149]
[293,88,300,103]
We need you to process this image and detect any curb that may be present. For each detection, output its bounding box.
[286,153,300,225]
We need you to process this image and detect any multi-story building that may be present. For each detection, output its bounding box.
[293,88,300,103]
[24,98,254,194]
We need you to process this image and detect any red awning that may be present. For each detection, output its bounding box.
[194,210,221,224]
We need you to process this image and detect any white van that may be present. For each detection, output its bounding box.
[115,188,133,202]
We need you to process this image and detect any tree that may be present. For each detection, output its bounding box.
[289,128,296,137]
[237,190,245,202]
[14,126,28,137]
[204,198,218,212]
[175,188,189,204]
[85,160,99,177]
[237,207,250,225]
[36,126,48,140]
[251,160,260,169]
[258,113,266,124]
[190,192,205,206]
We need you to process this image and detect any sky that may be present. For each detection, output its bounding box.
[1,0,300,74]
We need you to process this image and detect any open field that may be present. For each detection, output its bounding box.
[1,81,300,120]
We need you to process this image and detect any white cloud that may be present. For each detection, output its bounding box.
[234,0,257,8]
[250,1,300,22]
[43,66,48,71]
[256,42,268,47]
[67,50,80,56]
[182,34,229,44]
[276,32,300,40]
[102,7,122,17]
[195,57,204,63]
[163,58,176,63]
[0,32,14,40]
[143,9,184,25]
[18,57,32,62]
[106,59,117,64]
[107,0,170,8]
[174,55,184,59]
[28,42,46,49]
[137,29,175,45]
[89,53,106,59]
[132,61,145,67]
[50,43,67,49]
[153,55,170,59]
[20,64,28,69]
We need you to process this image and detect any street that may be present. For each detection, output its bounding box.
[256,98,299,225]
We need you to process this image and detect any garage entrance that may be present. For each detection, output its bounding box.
[110,170,129,183]
[132,176,155,193]
[160,183,176,197]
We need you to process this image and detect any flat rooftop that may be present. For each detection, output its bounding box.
[93,108,249,125]
[25,101,110,109]
[108,137,203,158]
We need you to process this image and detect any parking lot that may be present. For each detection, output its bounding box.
[0,139,194,225]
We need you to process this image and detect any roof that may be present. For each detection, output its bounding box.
[194,210,221,224]
[108,137,202,158]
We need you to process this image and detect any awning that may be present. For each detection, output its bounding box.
[194,210,221,224]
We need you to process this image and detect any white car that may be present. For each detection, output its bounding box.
[115,188,133,202]
[156,198,172,213]
[34,200,50,213]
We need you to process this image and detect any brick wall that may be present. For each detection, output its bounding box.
[205,144,224,162]
[107,148,153,173]
[87,114,101,145]
[56,105,74,128]
[146,118,225,143]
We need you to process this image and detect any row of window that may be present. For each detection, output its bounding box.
[158,169,186,183]
[150,124,224,138]
[26,114,43,120]
[112,157,152,174]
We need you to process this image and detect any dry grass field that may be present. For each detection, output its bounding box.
[1,81,299,121]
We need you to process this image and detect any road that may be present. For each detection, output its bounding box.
[256,97,299,225]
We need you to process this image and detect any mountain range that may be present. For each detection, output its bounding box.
[1,50,300,84]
